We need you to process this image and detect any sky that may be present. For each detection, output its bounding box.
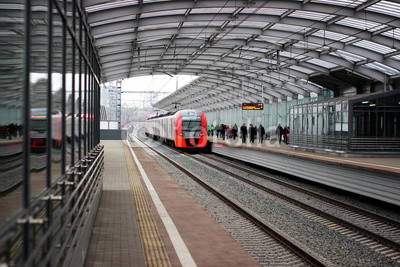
[121,75,198,108]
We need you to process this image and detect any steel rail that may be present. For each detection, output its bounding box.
[200,153,400,229]
[186,153,400,256]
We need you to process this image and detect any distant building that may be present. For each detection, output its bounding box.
[101,80,121,123]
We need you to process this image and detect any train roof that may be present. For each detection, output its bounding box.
[147,109,203,120]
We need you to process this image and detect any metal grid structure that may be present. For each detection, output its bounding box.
[0,0,103,265]
[83,0,400,112]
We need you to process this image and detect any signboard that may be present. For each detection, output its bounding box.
[242,103,263,110]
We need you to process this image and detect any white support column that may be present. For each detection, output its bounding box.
[281,100,288,127]
[272,101,278,127]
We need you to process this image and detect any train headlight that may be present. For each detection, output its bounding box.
[179,133,184,136]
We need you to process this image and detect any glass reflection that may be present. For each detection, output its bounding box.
[0,0,25,226]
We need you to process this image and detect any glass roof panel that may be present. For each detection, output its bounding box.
[280,51,302,59]
[144,0,172,3]
[141,9,186,18]
[258,35,289,45]
[258,58,278,64]
[91,15,136,27]
[312,30,350,42]
[139,22,180,31]
[221,33,253,40]
[190,7,236,14]
[289,10,335,21]
[94,28,134,39]
[293,41,321,50]
[239,21,266,29]
[364,62,399,75]
[85,0,138,13]
[289,65,314,74]
[246,47,269,53]
[366,1,400,18]
[307,58,337,69]
[183,21,223,27]
[391,54,400,60]
[353,40,397,54]
[310,0,367,8]
[381,28,400,40]
[330,50,366,63]
[335,17,387,32]
[270,23,309,33]
[243,7,286,16]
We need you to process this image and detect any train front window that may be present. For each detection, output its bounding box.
[31,120,47,131]
[182,120,202,131]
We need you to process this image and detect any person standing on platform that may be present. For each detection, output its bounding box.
[207,125,211,136]
[253,124,257,143]
[283,126,289,144]
[211,124,215,136]
[276,123,283,144]
[221,124,226,140]
[249,124,255,143]
[258,124,265,144]
[232,123,238,140]
[240,123,247,143]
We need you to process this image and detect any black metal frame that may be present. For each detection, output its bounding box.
[0,0,103,265]
[289,90,400,152]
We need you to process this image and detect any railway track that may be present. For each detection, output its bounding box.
[132,134,327,266]
[184,153,400,263]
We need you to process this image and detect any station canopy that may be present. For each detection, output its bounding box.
[66,1,400,111]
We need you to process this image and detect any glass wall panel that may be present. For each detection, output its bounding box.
[335,102,342,136]
[66,30,73,168]
[323,103,328,136]
[307,105,312,135]
[342,102,348,135]
[312,104,317,136]
[50,8,61,183]
[317,104,323,136]
[30,0,50,206]
[0,0,25,225]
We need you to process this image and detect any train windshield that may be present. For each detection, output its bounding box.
[31,120,47,131]
[31,108,47,131]
[182,120,202,131]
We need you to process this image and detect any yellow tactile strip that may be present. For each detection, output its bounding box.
[124,145,172,267]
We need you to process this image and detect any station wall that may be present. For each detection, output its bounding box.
[205,99,298,131]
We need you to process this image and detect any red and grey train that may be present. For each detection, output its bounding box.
[145,109,208,149]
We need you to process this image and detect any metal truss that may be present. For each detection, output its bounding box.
[81,0,400,111]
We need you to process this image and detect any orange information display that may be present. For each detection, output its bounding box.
[242,103,263,110]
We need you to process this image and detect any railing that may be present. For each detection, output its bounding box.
[0,145,104,266]
[289,135,400,152]
[350,138,400,151]
[289,134,348,152]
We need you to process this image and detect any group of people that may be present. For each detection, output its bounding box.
[208,124,239,140]
[0,123,22,140]
[239,123,266,144]
[276,124,290,144]
[207,123,290,145]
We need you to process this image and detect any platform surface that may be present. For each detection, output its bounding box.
[85,141,145,267]
[85,140,259,266]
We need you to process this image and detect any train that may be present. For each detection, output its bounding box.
[145,109,208,150]
[30,108,91,151]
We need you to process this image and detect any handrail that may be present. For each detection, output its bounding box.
[0,144,104,266]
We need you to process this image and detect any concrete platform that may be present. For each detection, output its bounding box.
[85,141,145,267]
[85,140,259,266]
